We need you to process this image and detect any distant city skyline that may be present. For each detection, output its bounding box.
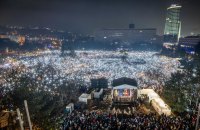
[0,0,200,36]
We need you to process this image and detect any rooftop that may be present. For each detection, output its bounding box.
[113,84,137,89]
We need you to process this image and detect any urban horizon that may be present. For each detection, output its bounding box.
[0,0,200,36]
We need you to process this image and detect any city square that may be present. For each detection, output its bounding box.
[0,0,200,129]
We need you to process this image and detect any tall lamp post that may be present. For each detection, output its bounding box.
[195,103,200,130]
[16,108,24,130]
[24,100,32,130]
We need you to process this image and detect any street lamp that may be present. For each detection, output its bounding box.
[195,103,200,130]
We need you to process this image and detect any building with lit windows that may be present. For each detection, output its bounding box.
[94,24,157,44]
[163,4,182,47]
[179,36,200,54]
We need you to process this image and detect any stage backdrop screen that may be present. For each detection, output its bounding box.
[114,89,130,97]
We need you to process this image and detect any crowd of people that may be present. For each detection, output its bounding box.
[0,50,199,129]
[0,50,181,92]
[62,110,197,130]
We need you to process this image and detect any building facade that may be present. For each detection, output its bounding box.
[95,26,157,44]
[179,36,200,54]
[164,4,182,46]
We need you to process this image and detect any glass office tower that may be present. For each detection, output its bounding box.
[164,4,182,45]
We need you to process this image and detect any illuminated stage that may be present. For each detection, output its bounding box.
[111,84,138,103]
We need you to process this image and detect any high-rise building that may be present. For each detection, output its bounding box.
[164,4,182,46]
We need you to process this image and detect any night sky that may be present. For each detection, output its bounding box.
[0,0,200,36]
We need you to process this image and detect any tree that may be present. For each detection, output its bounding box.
[162,69,196,112]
